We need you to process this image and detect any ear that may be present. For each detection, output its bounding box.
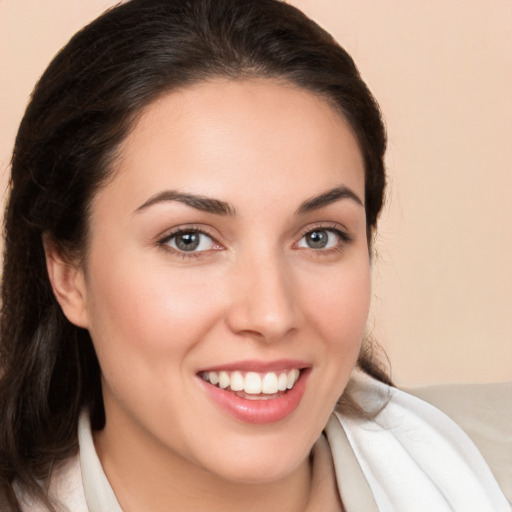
[43,236,89,329]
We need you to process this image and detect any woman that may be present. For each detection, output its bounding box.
[0,0,509,511]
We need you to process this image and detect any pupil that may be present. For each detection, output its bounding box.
[176,232,200,251]
[307,230,327,248]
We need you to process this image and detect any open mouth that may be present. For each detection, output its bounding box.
[199,369,302,400]
[197,365,309,423]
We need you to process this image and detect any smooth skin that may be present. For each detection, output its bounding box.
[46,79,370,511]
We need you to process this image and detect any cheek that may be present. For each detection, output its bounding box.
[308,260,371,335]
[83,253,225,370]
[292,258,371,428]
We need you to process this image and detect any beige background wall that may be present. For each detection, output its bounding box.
[1,1,511,386]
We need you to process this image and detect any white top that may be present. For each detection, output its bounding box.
[17,372,511,511]
[326,372,511,511]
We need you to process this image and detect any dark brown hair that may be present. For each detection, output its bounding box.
[0,0,388,508]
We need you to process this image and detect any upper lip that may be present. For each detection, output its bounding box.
[197,359,310,373]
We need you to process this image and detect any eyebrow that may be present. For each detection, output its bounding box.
[134,184,363,217]
[295,185,364,215]
[134,190,235,216]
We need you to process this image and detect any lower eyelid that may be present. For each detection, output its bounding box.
[157,227,220,252]
[157,225,351,255]
[295,227,351,248]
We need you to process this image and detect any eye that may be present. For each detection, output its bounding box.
[296,228,345,250]
[162,230,218,253]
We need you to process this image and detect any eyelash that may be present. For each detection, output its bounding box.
[157,226,221,260]
[157,224,353,259]
[295,224,353,253]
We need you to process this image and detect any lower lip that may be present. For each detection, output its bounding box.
[198,370,310,424]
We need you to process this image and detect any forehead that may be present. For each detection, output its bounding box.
[103,78,365,212]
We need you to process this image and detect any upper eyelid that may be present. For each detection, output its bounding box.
[157,224,219,244]
[157,227,223,258]
[155,222,352,248]
[296,223,352,240]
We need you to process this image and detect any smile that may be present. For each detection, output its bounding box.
[200,369,301,398]
[197,364,310,424]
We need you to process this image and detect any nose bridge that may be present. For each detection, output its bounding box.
[226,246,299,340]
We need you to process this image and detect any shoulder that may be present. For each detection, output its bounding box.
[405,381,512,504]
[329,372,512,511]
[15,454,88,512]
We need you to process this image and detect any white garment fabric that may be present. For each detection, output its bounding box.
[325,371,511,512]
[19,373,511,511]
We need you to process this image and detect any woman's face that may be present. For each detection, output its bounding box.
[71,79,370,483]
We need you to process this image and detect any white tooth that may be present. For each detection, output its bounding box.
[244,372,262,394]
[277,372,288,391]
[286,370,294,389]
[286,369,300,389]
[218,371,230,389]
[261,372,279,395]
[262,372,279,394]
[208,371,219,385]
[230,371,244,391]
[201,372,209,382]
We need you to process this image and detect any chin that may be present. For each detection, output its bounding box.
[194,431,314,485]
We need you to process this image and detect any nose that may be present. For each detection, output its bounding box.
[225,252,301,342]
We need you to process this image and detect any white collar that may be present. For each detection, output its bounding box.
[325,371,510,512]
[78,412,123,512]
